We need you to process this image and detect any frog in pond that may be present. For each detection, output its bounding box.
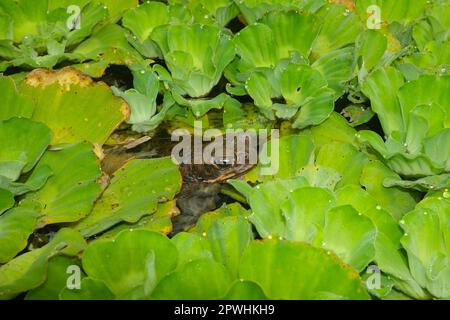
[102,131,257,234]
[173,148,256,234]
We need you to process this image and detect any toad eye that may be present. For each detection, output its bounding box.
[215,157,233,168]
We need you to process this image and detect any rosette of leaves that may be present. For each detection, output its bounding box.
[19,204,369,300]
[229,11,325,123]
[227,132,379,271]
[0,118,101,263]
[397,1,450,80]
[0,0,143,76]
[227,8,359,127]
[112,65,176,133]
[50,226,369,300]
[241,130,369,186]
[229,182,380,273]
[0,0,110,71]
[226,132,441,299]
[399,190,450,299]
[355,188,449,300]
[71,23,143,78]
[122,1,193,59]
[239,115,418,216]
[359,67,449,191]
[229,171,431,299]
[151,22,239,117]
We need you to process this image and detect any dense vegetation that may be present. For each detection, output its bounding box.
[0,0,448,300]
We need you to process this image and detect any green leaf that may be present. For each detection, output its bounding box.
[296,165,342,191]
[223,102,274,131]
[0,228,86,300]
[73,23,142,67]
[312,47,355,96]
[356,30,388,75]
[152,258,232,300]
[230,177,309,238]
[0,207,38,263]
[0,164,53,196]
[335,185,403,244]
[323,205,376,271]
[310,112,359,149]
[362,67,405,136]
[360,161,417,220]
[122,1,169,43]
[174,0,238,27]
[398,75,449,131]
[341,105,375,127]
[25,256,81,300]
[0,76,34,120]
[65,2,109,47]
[21,142,101,227]
[21,68,130,146]
[74,157,181,237]
[100,200,178,239]
[173,92,239,118]
[205,216,253,278]
[316,141,369,188]
[152,23,235,97]
[261,11,320,60]
[360,73,449,180]
[280,187,335,244]
[239,240,370,300]
[100,0,138,21]
[280,63,334,129]
[246,71,274,113]
[224,280,267,300]
[401,201,449,299]
[111,66,163,133]
[384,174,450,192]
[245,133,315,182]
[191,203,250,235]
[0,0,48,43]
[82,230,178,298]
[171,232,213,269]
[235,0,304,24]
[312,4,363,59]
[0,188,14,214]
[59,277,115,300]
[233,23,277,69]
[0,117,51,181]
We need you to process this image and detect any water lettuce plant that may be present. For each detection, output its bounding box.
[226,7,359,127]
[0,0,448,302]
[359,68,449,190]
[0,0,132,71]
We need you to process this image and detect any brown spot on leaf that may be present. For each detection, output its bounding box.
[24,67,93,90]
